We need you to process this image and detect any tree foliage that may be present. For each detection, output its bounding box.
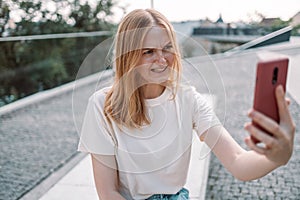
[291,24,300,36]
[0,0,119,106]
[1,0,117,36]
[269,19,290,32]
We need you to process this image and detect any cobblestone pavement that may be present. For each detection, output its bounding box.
[0,92,77,200]
[0,42,299,200]
[203,50,300,199]
[0,77,112,200]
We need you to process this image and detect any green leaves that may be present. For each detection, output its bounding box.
[0,0,118,106]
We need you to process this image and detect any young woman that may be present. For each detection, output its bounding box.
[78,9,295,200]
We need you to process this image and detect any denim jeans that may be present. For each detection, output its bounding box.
[146,188,189,200]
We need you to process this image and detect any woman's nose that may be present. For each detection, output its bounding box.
[156,51,167,65]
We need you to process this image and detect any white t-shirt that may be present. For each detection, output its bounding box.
[78,85,220,200]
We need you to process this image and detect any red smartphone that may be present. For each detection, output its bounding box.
[252,57,289,143]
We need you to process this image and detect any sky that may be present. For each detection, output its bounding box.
[112,0,300,23]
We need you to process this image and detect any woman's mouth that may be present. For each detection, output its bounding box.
[150,66,168,73]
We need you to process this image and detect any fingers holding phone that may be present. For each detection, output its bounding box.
[244,56,295,165]
[245,86,295,165]
[245,55,295,165]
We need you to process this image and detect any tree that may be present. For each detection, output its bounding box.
[269,18,289,32]
[2,0,117,36]
[0,0,10,36]
[291,24,300,36]
[0,0,119,105]
[70,0,115,31]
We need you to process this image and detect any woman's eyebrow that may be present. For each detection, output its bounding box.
[141,42,172,50]
[163,42,172,47]
[141,47,154,51]
[142,47,154,49]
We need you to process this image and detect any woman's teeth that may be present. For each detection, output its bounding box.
[151,66,168,73]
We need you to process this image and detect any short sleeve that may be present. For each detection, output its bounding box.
[192,87,221,137]
[77,93,115,155]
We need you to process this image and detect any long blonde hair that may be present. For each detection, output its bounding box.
[104,9,182,129]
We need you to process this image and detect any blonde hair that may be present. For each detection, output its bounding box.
[104,9,182,129]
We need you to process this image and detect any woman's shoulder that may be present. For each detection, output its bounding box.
[177,84,198,97]
[176,84,208,106]
[88,86,112,106]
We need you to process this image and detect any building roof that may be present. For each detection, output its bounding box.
[259,17,280,27]
[291,11,300,19]
[216,14,224,23]
[290,11,300,26]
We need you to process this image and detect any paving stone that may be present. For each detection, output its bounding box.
[0,86,92,199]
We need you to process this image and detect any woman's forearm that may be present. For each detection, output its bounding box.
[230,150,279,181]
[203,126,282,182]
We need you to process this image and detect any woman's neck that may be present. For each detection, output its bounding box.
[142,84,165,99]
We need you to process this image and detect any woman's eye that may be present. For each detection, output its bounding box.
[163,45,173,52]
[164,45,172,50]
[143,49,154,55]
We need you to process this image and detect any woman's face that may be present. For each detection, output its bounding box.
[135,26,175,85]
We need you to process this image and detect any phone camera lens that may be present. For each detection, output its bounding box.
[272,67,278,85]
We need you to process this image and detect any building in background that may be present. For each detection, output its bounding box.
[290,12,300,27]
[173,11,300,56]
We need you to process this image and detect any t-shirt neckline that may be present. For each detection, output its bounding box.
[144,87,172,107]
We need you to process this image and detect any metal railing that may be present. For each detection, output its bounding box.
[0,31,113,106]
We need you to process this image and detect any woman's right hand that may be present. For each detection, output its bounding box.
[244,85,296,166]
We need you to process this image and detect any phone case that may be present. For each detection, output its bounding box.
[252,57,289,143]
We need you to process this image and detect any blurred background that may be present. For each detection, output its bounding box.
[0,0,299,106]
